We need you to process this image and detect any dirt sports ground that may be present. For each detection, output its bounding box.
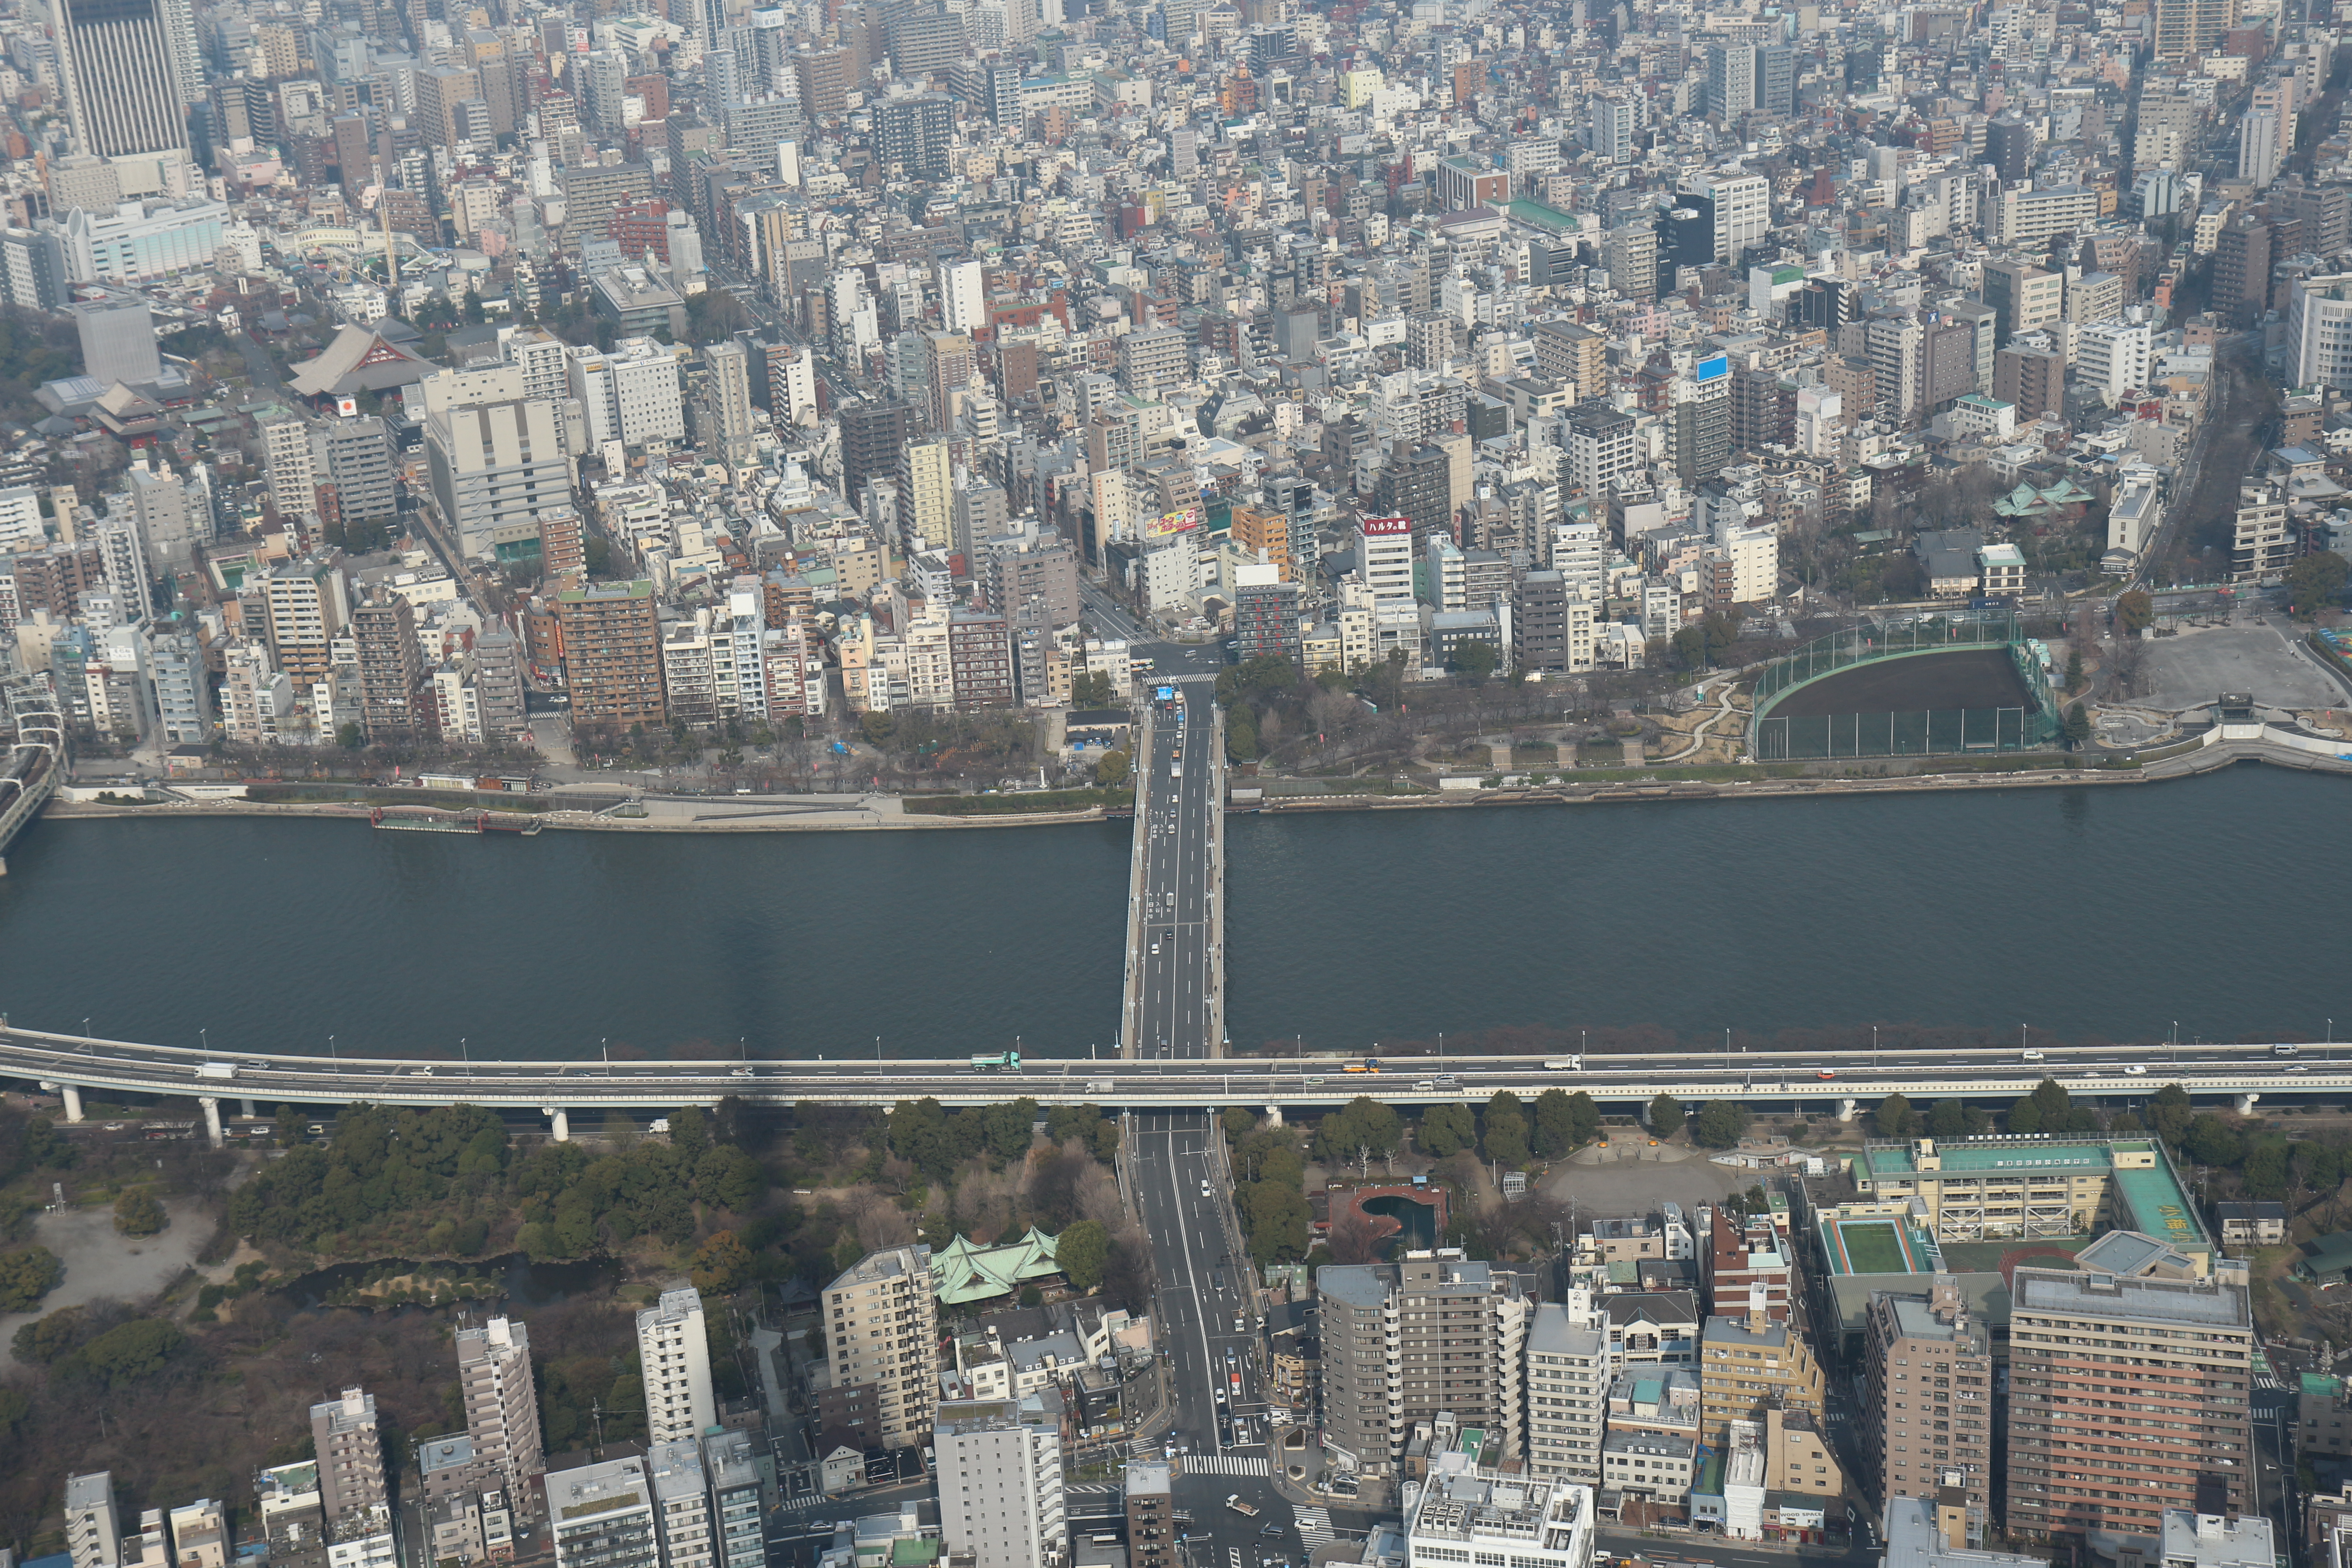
[1767,648,2034,718]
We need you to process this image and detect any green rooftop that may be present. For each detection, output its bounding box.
[1860,1137,2161,1178]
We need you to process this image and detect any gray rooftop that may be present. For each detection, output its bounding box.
[2012,1267,2250,1328]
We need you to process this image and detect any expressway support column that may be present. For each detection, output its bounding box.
[1264,1106,1283,1126]
[1838,1098,1856,1121]
[199,1097,223,1148]
[59,1085,83,1123]
[544,1107,570,1141]
[240,1098,257,1120]
[2236,1093,2260,1116]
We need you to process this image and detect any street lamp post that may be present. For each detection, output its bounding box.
[329,1035,338,1063]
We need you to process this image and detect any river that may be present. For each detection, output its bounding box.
[0,764,2339,1062]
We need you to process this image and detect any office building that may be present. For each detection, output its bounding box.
[2005,1264,2254,1543]
[1703,1208,1793,1320]
[1404,1455,1594,1568]
[1881,1495,2053,1568]
[570,340,686,449]
[1705,43,1754,119]
[352,595,428,742]
[1525,1301,1607,1483]
[1861,1278,1991,1543]
[74,297,159,386]
[1316,1250,1528,1477]
[1513,569,1594,675]
[1563,404,1639,499]
[696,341,756,466]
[1373,446,1453,540]
[424,391,575,563]
[934,1396,1067,1568]
[1588,96,1634,163]
[457,1317,544,1512]
[319,417,397,526]
[548,1456,657,1568]
[637,1286,717,1446]
[1684,171,1769,265]
[311,1388,388,1532]
[1116,327,1189,399]
[127,461,200,571]
[841,401,917,507]
[2214,216,2275,330]
[557,579,666,732]
[2290,275,2352,391]
[55,0,196,185]
[824,1245,942,1451]
[1354,514,1416,604]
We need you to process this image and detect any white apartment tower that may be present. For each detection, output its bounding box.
[637,1287,717,1445]
[1526,1300,1609,1483]
[940,260,986,335]
[66,1471,120,1568]
[648,1441,713,1568]
[1355,515,1416,603]
[934,1397,1068,1568]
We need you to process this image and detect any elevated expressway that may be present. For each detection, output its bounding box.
[0,1029,2327,1145]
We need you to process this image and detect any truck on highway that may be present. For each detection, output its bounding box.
[1225,1497,1259,1518]
[1544,1056,1583,1071]
[197,1062,237,1079]
[969,1051,1024,1073]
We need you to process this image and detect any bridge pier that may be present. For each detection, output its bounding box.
[240,1098,256,1121]
[1838,1098,1856,1122]
[544,1107,569,1142]
[198,1097,222,1148]
[1264,1106,1282,1127]
[58,1084,82,1122]
[2236,1093,2260,1116]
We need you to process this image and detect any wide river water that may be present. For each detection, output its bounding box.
[0,764,2341,1062]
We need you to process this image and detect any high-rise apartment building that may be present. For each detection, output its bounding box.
[1562,404,1639,499]
[457,1316,544,1512]
[899,437,953,554]
[1373,446,1453,540]
[1526,1300,1608,1484]
[637,1286,717,1446]
[352,594,428,742]
[1316,1250,1528,1477]
[1702,1208,1793,1321]
[2153,0,2238,61]
[921,330,974,433]
[1861,1278,1992,1545]
[1116,327,1190,399]
[1698,1308,1824,1443]
[696,342,755,466]
[934,1397,1068,1568]
[263,417,319,517]
[2005,1263,2254,1543]
[873,92,953,179]
[311,1388,389,1532]
[319,416,397,526]
[261,558,349,692]
[557,579,666,732]
[647,1441,712,1568]
[1233,575,1303,668]
[1705,43,1754,118]
[823,1245,941,1452]
[1124,1462,1171,1568]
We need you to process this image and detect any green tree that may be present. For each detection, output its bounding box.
[1692,1102,1750,1148]
[338,721,365,750]
[1873,1093,1921,1137]
[2064,701,2092,747]
[1057,1219,1109,1290]
[888,1098,957,1180]
[1531,1088,1584,1156]
[1450,641,1499,683]
[1226,703,1259,761]
[2243,1142,2292,1199]
[113,1189,165,1237]
[24,1117,74,1169]
[2149,1083,2194,1145]
[1314,1098,1401,1170]
[1242,1182,1310,1263]
[669,1106,710,1158]
[2065,647,2083,690]
[275,1103,309,1148]
[74,1319,186,1387]
[1419,1102,1477,1159]
[12,1306,86,1364]
[1647,1093,1684,1134]
[0,1246,61,1311]
[1222,1107,1257,1139]
[1482,1091,1531,1166]
[1927,1099,1984,1138]
[1094,749,1132,787]
[2185,1113,2244,1167]
[2286,550,2350,618]
[2116,590,2154,631]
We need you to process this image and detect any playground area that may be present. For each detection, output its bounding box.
[1823,1215,1933,1275]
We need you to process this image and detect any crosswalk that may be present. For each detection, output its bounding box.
[2256,1372,2289,1392]
[1182,1454,1271,1476]
[1069,1482,1123,1497]
[1294,1508,1333,1551]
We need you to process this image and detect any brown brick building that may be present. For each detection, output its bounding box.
[556,578,665,731]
